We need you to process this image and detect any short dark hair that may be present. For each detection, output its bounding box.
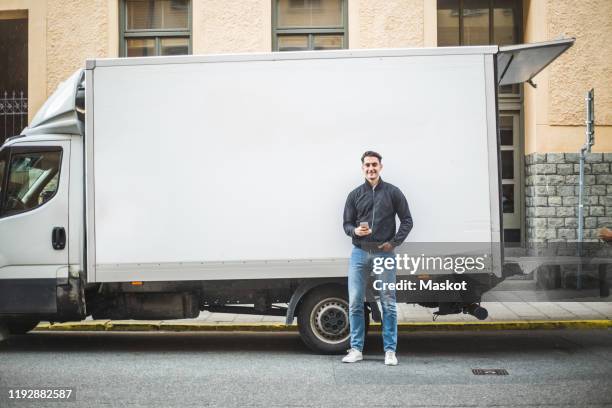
[361,150,382,163]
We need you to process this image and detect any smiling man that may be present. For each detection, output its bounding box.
[342,151,413,366]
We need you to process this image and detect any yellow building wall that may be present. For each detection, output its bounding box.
[349,0,424,48]
[5,0,608,134]
[4,0,441,120]
[523,0,612,153]
[47,0,114,95]
[192,0,271,54]
[0,0,118,121]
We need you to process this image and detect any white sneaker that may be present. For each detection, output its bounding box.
[342,348,363,363]
[384,351,398,366]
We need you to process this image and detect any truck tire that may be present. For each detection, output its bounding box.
[297,286,369,354]
[6,319,40,335]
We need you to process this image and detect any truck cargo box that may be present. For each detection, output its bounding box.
[85,47,503,282]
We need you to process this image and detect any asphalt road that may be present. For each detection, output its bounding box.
[1,330,611,408]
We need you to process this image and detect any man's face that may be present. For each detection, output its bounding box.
[362,156,382,182]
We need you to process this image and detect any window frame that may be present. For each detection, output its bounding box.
[0,146,63,219]
[0,147,7,214]
[437,0,522,47]
[119,0,193,57]
[272,0,349,51]
[437,0,523,97]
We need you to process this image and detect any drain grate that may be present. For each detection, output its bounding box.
[472,368,509,376]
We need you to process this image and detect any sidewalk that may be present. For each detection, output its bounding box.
[158,301,612,324]
[33,277,612,331]
[33,301,612,333]
[81,277,612,324]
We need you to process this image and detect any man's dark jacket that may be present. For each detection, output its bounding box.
[343,178,413,249]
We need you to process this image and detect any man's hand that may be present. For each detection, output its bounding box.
[598,227,612,242]
[354,226,372,237]
[378,242,394,252]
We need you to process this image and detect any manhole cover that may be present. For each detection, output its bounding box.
[472,368,509,376]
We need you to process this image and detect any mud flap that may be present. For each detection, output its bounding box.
[56,276,86,321]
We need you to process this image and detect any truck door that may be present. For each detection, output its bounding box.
[496,38,575,86]
[0,140,70,315]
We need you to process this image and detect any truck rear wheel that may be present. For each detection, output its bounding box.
[297,286,369,354]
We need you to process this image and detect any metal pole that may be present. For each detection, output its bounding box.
[19,91,23,131]
[577,89,595,290]
[11,91,15,137]
[3,91,7,141]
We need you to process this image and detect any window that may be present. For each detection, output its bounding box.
[273,0,347,51]
[499,113,521,243]
[437,0,521,93]
[1,149,61,217]
[120,0,191,57]
[437,0,519,46]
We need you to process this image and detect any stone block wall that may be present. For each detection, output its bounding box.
[525,153,612,243]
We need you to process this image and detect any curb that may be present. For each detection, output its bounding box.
[32,319,612,333]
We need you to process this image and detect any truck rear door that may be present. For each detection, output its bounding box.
[496,38,575,86]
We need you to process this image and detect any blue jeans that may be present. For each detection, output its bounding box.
[348,246,397,352]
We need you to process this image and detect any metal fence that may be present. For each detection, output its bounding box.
[0,91,28,145]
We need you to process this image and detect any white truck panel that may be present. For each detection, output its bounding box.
[89,50,498,281]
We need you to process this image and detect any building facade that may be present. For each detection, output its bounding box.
[0,0,611,251]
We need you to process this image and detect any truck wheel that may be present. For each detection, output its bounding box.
[6,319,40,335]
[297,286,369,354]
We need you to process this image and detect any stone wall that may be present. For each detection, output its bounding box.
[525,152,612,243]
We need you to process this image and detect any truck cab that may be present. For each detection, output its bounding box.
[0,70,86,335]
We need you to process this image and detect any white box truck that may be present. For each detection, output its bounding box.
[0,39,573,353]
